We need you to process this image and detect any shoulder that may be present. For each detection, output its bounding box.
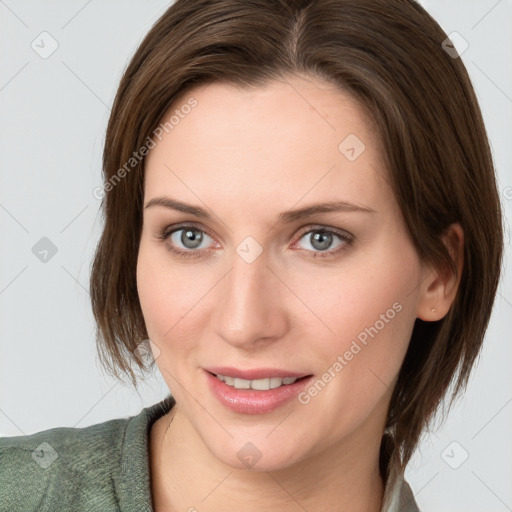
[0,416,128,512]
[381,472,421,512]
[0,394,176,512]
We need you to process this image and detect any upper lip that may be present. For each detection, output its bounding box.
[204,367,312,380]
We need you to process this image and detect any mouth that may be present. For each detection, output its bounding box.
[207,371,312,391]
[204,369,315,414]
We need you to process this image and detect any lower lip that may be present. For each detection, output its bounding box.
[205,370,313,415]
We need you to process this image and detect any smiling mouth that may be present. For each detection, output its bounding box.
[207,371,312,391]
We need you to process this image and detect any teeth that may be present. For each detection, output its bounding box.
[215,374,300,390]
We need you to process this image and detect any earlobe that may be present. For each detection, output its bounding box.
[416,223,464,321]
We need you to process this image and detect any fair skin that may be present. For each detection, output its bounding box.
[137,75,463,512]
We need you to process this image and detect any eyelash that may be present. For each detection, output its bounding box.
[155,223,354,260]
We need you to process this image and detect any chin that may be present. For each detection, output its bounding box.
[204,433,306,473]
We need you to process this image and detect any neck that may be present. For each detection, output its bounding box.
[150,406,385,512]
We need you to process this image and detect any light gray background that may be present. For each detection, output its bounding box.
[0,1,511,511]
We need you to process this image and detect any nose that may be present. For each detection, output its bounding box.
[212,247,289,350]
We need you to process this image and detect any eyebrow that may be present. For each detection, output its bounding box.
[144,196,376,223]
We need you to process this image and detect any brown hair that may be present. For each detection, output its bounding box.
[90,0,503,482]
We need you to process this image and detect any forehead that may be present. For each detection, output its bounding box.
[143,76,389,215]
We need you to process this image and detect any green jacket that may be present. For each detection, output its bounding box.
[0,394,419,511]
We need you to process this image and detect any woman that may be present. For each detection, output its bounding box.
[0,0,503,511]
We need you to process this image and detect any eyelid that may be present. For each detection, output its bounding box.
[292,224,354,244]
[158,221,354,258]
[158,222,353,244]
[157,221,217,241]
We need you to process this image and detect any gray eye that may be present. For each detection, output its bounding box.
[298,230,344,252]
[171,228,210,250]
[310,231,333,251]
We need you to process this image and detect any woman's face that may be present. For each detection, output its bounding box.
[137,75,429,471]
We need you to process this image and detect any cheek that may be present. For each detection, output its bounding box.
[136,247,164,332]
[293,241,420,389]
[136,243,214,351]
[294,274,416,435]
[293,254,417,345]
[136,243,183,340]
[136,249,192,388]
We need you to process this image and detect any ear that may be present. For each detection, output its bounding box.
[416,223,464,321]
